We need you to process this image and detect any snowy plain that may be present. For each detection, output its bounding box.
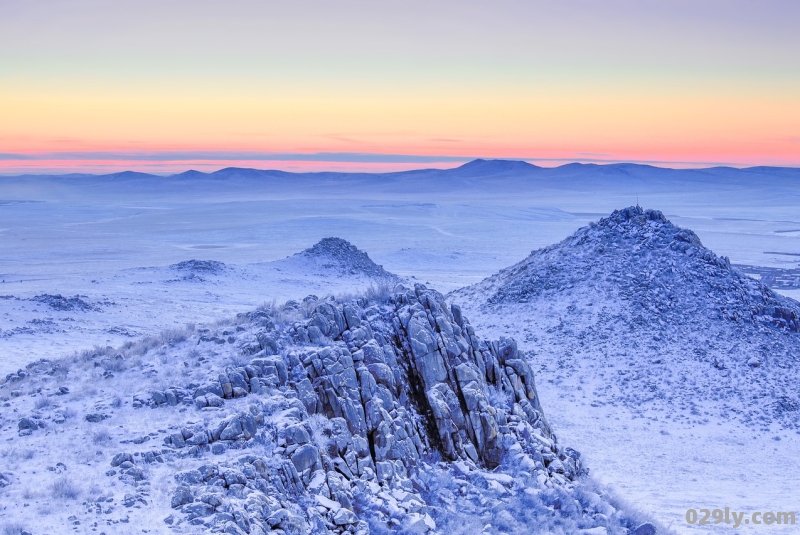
[1,160,799,533]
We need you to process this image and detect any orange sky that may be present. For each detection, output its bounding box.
[1,1,798,173]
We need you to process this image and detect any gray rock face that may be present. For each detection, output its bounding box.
[284,423,310,445]
[102,284,643,534]
[291,444,320,473]
[332,508,357,525]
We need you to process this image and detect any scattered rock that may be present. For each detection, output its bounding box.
[633,522,657,535]
[170,259,226,274]
[171,485,194,508]
[111,453,133,467]
[32,293,96,312]
[332,508,357,525]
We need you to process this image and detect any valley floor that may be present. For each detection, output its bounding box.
[541,396,800,534]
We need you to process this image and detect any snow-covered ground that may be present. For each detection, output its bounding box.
[1,161,799,533]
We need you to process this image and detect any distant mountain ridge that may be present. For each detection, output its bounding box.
[4,158,800,181]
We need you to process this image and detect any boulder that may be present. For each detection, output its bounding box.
[291,444,320,473]
[111,453,134,467]
[633,523,657,535]
[332,508,357,525]
[171,485,194,508]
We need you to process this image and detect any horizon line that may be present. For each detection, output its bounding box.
[1,152,798,177]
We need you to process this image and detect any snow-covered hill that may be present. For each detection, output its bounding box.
[450,207,800,532]
[452,206,800,429]
[2,163,799,533]
[280,238,398,282]
[0,239,398,376]
[0,285,661,535]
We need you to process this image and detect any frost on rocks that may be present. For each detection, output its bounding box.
[0,284,654,534]
[31,294,97,312]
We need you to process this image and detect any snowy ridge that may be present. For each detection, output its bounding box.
[0,286,660,535]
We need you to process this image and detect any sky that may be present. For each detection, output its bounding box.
[1,0,799,174]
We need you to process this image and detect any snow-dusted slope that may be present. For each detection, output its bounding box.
[0,285,661,535]
[450,207,800,532]
[0,239,399,376]
[452,206,800,429]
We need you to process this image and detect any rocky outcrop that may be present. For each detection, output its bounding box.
[293,237,398,281]
[94,284,652,534]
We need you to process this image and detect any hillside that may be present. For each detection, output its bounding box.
[448,206,800,531]
[0,240,397,376]
[284,238,398,282]
[452,206,800,431]
[0,285,660,534]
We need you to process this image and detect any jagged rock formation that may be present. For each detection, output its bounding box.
[138,286,587,533]
[452,206,800,430]
[0,285,655,534]
[293,238,397,281]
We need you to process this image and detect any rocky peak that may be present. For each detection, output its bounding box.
[482,206,799,332]
[297,238,397,280]
[121,286,652,531]
[2,283,657,534]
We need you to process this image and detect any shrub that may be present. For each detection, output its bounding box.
[363,281,394,304]
[34,396,54,410]
[92,429,112,445]
[50,477,80,500]
[306,414,333,453]
[79,345,115,362]
[485,385,513,410]
[256,300,279,316]
[160,328,187,346]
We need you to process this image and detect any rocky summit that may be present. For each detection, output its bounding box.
[0,285,657,535]
[295,238,397,281]
[452,206,800,431]
[483,206,799,332]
